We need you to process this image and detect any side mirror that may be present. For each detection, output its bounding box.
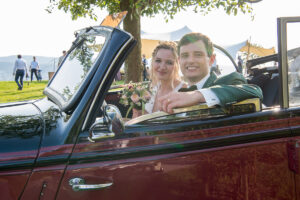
[104,104,124,134]
[88,104,124,142]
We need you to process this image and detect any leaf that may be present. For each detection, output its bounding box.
[142,102,145,115]
[234,8,237,15]
[126,104,134,118]
[48,0,253,83]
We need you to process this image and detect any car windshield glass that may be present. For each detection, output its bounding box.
[287,22,300,107]
[48,30,109,102]
[214,48,236,75]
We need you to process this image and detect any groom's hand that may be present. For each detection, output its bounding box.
[159,91,205,114]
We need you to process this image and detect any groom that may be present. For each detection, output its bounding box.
[159,32,263,113]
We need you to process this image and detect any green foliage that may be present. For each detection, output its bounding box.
[47,0,254,83]
[48,0,253,22]
[0,81,47,103]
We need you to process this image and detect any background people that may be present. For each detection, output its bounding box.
[37,69,42,81]
[29,56,39,82]
[142,54,148,81]
[57,50,67,68]
[238,55,243,73]
[114,70,122,81]
[159,32,263,113]
[145,42,186,114]
[13,54,28,90]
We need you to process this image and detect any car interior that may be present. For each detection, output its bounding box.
[246,53,280,108]
[102,45,282,126]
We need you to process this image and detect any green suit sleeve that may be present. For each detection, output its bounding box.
[209,72,263,107]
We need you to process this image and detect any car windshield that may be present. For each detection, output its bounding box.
[104,42,259,126]
[46,27,112,106]
[214,47,236,75]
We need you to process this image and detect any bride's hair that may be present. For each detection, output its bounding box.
[150,41,180,88]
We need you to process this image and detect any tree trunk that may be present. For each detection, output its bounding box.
[121,2,143,83]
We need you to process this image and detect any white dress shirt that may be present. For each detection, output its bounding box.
[194,73,221,107]
[30,61,39,69]
[13,58,27,74]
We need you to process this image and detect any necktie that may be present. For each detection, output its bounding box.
[178,85,198,92]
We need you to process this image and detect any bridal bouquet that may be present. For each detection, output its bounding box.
[119,82,151,118]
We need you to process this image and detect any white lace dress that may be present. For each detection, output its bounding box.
[145,82,185,114]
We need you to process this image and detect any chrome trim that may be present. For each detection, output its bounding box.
[72,183,113,192]
[44,27,113,112]
[88,132,115,142]
[69,177,113,192]
[278,18,289,109]
[82,34,134,130]
[214,44,239,72]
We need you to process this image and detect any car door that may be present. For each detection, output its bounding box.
[278,16,300,199]
[57,102,296,200]
[0,102,43,200]
[18,99,72,200]
[19,26,135,199]
[55,30,296,200]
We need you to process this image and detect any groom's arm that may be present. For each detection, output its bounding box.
[159,72,263,113]
[196,88,220,107]
[159,85,262,114]
[209,84,263,107]
[159,91,206,114]
[209,72,263,106]
[159,89,222,114]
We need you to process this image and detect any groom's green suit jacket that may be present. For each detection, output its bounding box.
[201,71,263,107]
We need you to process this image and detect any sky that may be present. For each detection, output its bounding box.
[0,0,300,57]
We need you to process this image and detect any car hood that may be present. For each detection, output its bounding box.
[0,100,43,153]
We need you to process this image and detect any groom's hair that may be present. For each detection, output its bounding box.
[178,32,214,57]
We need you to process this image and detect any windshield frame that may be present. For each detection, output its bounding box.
[43,26,113,112]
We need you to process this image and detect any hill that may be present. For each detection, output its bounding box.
[0,55,59,81]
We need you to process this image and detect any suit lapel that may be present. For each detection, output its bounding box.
[203,71,217,88]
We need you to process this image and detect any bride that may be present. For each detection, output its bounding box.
[145,41,186,114]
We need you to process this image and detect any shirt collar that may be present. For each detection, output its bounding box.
[191,70,210,89]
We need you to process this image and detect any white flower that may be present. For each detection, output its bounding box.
[144,90,151,100]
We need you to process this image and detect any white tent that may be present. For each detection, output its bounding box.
[141,26,193,58]
[223,41,248,60]
[141,26,193,41]
[141,26,275,60]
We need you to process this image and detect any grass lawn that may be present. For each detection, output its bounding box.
[0,81,48,103]
[0,80,126,104]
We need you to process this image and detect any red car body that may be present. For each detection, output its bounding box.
[0,16,300,200]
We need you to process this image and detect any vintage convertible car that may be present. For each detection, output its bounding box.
[1,16,300,200]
